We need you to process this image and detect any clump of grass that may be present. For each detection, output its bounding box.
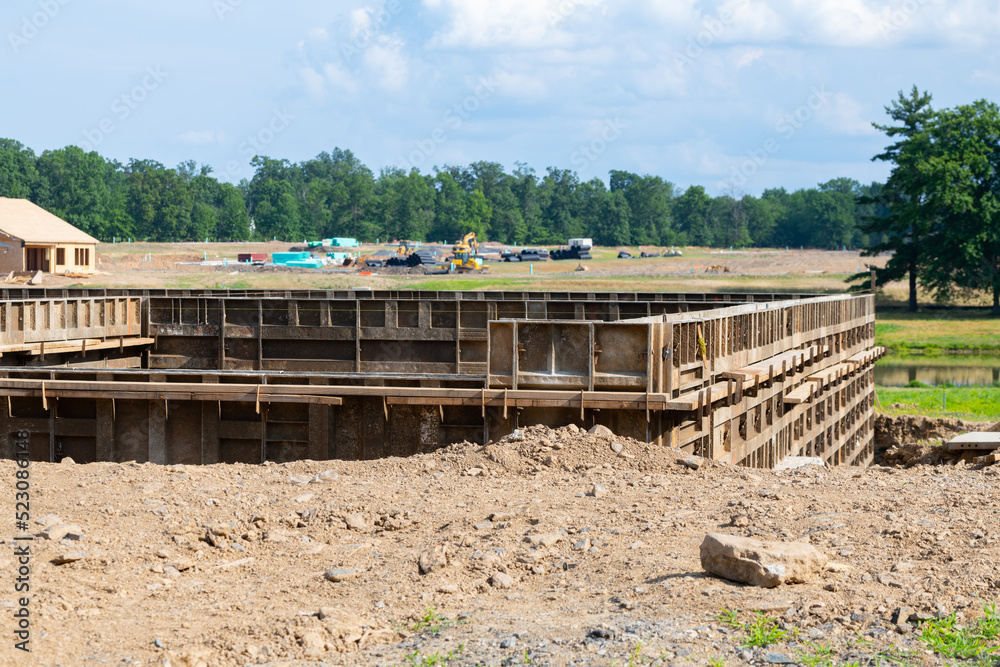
[918,601,1000,660]
[404,642,464,666]
[796,642,836,667]
[627,640,644,666]
[410,606,454,634]
[740,613,788,648]
[716,607,741,629]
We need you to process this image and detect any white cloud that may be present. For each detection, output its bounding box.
[672,137,733,178]
[323,62,359,94]
[631,63,687,99]
[733,47,764,69]
[424,0,605,49]
[364,36,409,91]
[300,65,328,98]
[647,0,1000,48]
[971,69,1000,87]
[491,69,548,99]
[177,130,224,146]
[814,92,877,136]
[349,8,375,38]
[308,27,329,41]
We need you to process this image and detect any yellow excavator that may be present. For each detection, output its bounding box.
[450,232,484,272]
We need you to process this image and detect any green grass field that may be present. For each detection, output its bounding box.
[876,386,1000,421]
[875,310,1000,353]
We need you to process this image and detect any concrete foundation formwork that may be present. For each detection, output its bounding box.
[0,289,882,468]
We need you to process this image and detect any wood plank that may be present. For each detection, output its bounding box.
[0,337,154,355]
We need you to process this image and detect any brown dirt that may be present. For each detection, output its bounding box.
[3,420,1000,666]
[874,414,994,461]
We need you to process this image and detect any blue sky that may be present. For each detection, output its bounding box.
[3,0,999,195]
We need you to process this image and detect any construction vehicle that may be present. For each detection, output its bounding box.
[450,233,484,271]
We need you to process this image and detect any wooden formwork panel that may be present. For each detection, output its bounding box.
[144,293,835,376]
[0,292,879,470]
[0,297,142,347]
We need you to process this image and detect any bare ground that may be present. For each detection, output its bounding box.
[2,417,999,667]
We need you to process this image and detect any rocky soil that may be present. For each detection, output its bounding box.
[2,418,999,666]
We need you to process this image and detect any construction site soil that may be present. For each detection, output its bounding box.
[3,415,998,667]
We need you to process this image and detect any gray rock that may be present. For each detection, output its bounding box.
[38,523,83,541]
[52,550,86,565]
[610,441,623,454]
[500,637,516,649]
[764,652,794,664]
[324,568,358,583]
[589,483,608,498]
[525,533,562,547]
[35,514,63,528]
[877,572,904,588]
[342,512,367,532]
[490,572,515,589]
[418,544,449,575]
[699,533,828,587]
[892,606,915,625]
[169,558,194,572]
[739,649,753,662]
[588,424,614,438]
[263,530,289,543]
[679,456,704,470]
[573,538,591,551]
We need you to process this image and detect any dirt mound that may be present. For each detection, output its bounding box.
[439,423,694,478]
[7,418,1000,666]
[873,413,992,459]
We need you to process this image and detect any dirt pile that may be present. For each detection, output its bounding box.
[451,423,696,478]
[873,413,993,459]
[2,421,1000,666]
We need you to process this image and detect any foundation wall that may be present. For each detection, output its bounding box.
[0,289,881,469]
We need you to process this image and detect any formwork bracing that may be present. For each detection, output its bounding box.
[0,289,882,469]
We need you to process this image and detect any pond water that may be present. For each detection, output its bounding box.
[875,359,1000,387]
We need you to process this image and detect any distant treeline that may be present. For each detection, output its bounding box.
[0,138,887,248]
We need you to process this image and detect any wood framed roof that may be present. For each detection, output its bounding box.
[0,197,99,244]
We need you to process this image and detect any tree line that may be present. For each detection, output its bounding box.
[0,140,886,250]
[855,87,1000,315]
